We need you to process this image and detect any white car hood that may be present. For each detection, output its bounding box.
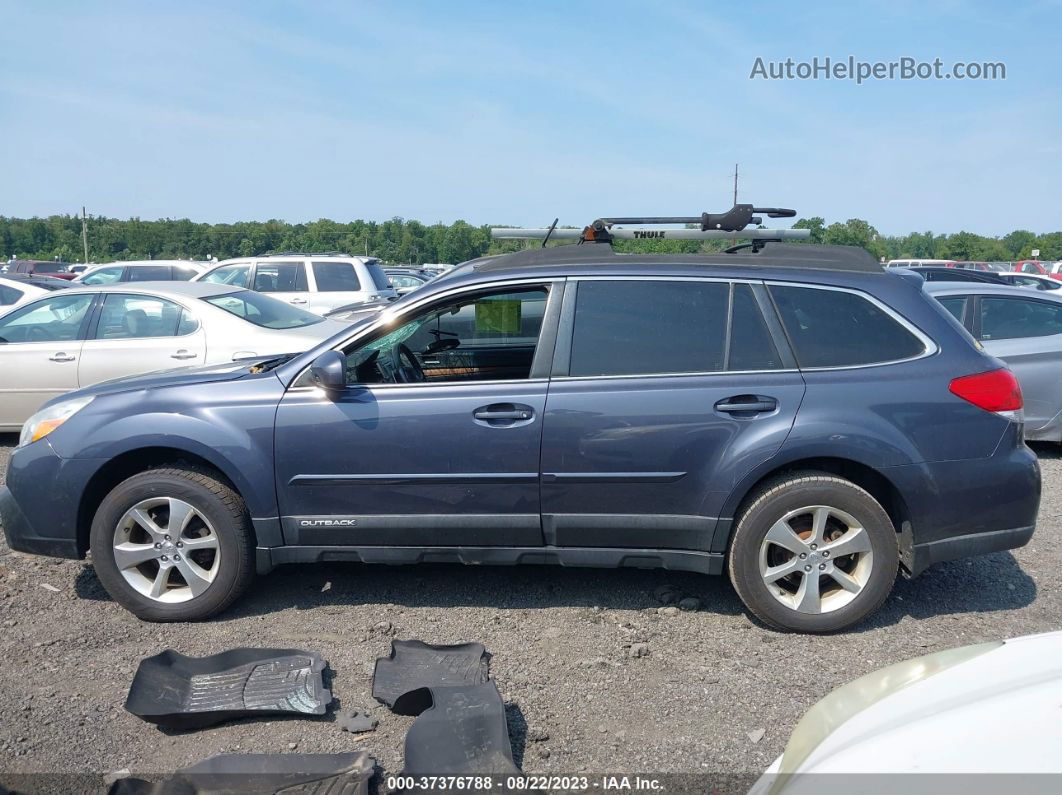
[753,631,1062,792]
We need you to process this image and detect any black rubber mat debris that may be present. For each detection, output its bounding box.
[401,683,521,776]
[108,752,374,795]
[337,707,379,734]
[373,640,489,714]
[125,648,331,730]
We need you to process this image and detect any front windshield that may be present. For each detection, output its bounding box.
[203,290,324,329]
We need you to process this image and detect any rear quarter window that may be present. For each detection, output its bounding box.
[770,284,926,368]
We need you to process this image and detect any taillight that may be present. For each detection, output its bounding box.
[949,368,1023,413]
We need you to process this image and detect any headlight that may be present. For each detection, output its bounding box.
[18,395,95,448]
[768,640,1002,794]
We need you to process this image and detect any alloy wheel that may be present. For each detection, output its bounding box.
[111,497,222,603]
[757,505,874,614]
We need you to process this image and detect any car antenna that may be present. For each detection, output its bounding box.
[491,204,809,245]
[541,218,559,248]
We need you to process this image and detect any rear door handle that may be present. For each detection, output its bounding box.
[290,297,308,304]
[715,396,778,413]
[48,352,75,362]
[171,350,198,360]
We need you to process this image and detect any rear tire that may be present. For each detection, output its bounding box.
[727,472,898,633]
[89,466,255,622]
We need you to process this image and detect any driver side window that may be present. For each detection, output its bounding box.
[343,287,548,385]
[0,294,95,344]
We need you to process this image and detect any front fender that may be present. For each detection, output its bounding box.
[48,375,284,519]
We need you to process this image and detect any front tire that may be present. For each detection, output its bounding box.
[89,466,255,622]
[728,472,899,633]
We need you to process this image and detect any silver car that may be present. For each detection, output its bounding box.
[926,281,1062,442]
[0,282,351,431]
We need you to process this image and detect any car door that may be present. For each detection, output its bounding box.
[252,260,311,309]
[0,293,95,429]
[274,281,561,547]
[976,294,1062,432]
[539,278,805,552]
[76,293,206,387]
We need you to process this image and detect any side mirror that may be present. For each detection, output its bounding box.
[310,351,346,396]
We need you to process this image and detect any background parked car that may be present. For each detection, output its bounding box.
[901,266,1008,284]
[0,282,352,430]
[996,272,1062,291]
[750,631,1062,791]
[75,260,211,285]
[886,258,958,268]
[927,281,1062,442]
[1012,259,1062,279]
[66,264,90,276]
[194,253,397,315]
[3,259,77,280]
[0,274,72,315]
[384,267,431,295]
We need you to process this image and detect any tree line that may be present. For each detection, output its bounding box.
[2,213,1059,265]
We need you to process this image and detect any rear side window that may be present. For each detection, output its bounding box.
[728,284,781,370]
[937,296,967,322]
[126,265,174,282]
[570,280,728,376]
[770,285,925,368]
[312,261,361,292]
[980,297,1062,340]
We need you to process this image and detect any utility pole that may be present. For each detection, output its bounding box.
[731,164,739,247]
[80,206,89,264]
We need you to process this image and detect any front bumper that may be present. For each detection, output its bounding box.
[1,439,102,560]
[0,485,79,558]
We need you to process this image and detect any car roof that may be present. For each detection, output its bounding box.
[0,274,72,287]
[50,281,245,298]
[214,254,378,263]
[923,282,1062,299]
[455,242,882,277]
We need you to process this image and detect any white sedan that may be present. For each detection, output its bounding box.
[750,631,1062,794]
[996,272,1062,291]
[0,281,351,431]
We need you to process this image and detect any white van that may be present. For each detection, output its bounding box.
[194,254,397,315]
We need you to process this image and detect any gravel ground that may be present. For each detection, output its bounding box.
[1,433,1060,792]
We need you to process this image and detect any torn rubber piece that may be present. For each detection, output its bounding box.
[108,752,375,795]
[373,640,489,714]
[125,648,331,730]
[401,683,521,777]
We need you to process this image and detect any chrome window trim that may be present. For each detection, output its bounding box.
[764,280,938,371]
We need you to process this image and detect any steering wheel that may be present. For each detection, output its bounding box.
[390,343,425,383]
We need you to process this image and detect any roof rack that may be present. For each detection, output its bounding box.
[491,204,811,248]
[262,251,377,258]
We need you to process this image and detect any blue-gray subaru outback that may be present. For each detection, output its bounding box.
[0,241,1041,632]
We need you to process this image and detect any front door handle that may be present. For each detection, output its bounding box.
[473,403,535,426]
[48,352,75,362]
[290,297,308,304]
[171,350,198,360]
[715,395,778,413]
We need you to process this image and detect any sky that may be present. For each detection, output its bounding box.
[1,0,1059,236]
